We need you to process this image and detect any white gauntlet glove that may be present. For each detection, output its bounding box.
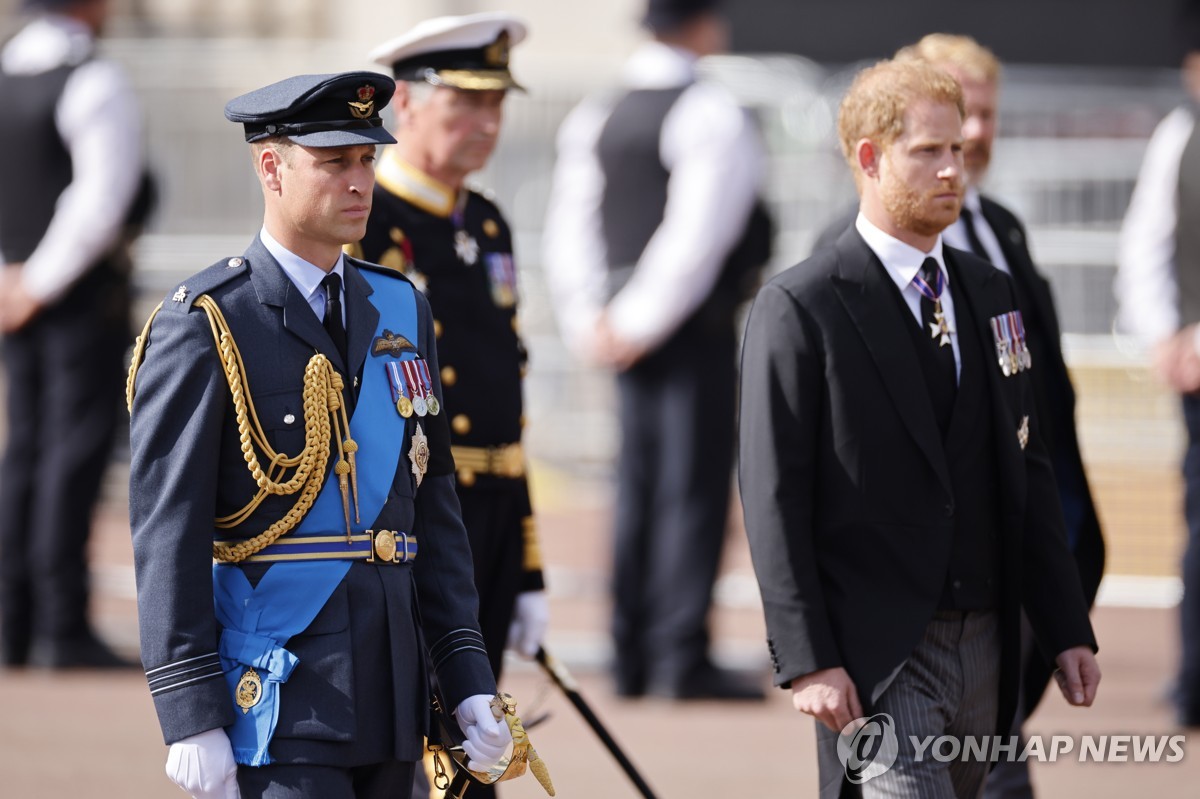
[454,694,512,772]
[506,590,549,658]
[165,728,240,799]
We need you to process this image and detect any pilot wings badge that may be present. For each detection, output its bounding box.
[372,329,416,357]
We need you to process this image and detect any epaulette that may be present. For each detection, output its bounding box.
[349,255,415,287]
[161,255,250,313]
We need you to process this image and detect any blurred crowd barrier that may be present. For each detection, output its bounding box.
[110,37,1189,585]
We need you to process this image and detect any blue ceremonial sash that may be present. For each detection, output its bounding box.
[214,271,418,766]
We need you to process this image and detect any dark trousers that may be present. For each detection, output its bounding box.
[238,760,415,798]
[610,329,736,692]
[0,272,126,662]
[1178,395,1200,723]
[453,481,529,799]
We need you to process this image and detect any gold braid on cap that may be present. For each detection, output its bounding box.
[126,297,360,563]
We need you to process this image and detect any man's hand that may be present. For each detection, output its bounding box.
[1153,325,1200,393]
[506,590,549,658]
[164,728,240,799]
[0,264,41,333]
[791,666,863,733]
[590,313,647,372]
[455,694,512,772]
[1053,646,1101,707]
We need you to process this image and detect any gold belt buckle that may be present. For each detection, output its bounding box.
[369,529,396,563]
[367,529,411,564]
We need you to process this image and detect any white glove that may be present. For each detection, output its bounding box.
[506,590,549,658]
[454,694,512,772]
[165,728,240,799]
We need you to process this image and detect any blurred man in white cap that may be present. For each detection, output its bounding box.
[353,18,546,792]
[543,0,771,701]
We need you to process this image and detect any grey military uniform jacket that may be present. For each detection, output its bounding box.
[128,236,494,765]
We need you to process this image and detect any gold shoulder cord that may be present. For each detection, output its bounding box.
[126,297,360,563]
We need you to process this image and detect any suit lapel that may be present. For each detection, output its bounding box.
[980,198,1057,337]
[830,230,952,495]
[945,248,1027,510]
[244,236,345,369]
[342,262,379,385]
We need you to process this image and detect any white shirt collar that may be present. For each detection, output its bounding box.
[2,15,94,75]
[259,226,345,307]
[854,212,947,293]
[621,40,697,90]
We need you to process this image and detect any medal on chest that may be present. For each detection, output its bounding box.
[452,192,479,265]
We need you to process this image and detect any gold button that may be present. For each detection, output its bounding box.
[457,468,476,487]
[511,315,519,333]
[519,415,526,429]
[483,219,499,238]
[433,319,443,339]
[389,226,406,245]
[452,414,471,435]
[441,366,457,387]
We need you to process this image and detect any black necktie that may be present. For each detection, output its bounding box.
[322,273,348,366]
[958,206,989,262]
[917,258,957,391]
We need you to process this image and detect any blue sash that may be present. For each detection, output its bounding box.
[214,270,417,766]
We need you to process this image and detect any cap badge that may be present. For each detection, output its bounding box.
[348,85,376,119]
[485,30,511,68]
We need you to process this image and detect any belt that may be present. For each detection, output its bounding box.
[452,443,525,485]
[215,531,418,565]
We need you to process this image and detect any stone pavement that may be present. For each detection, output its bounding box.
[0,464,1197,798]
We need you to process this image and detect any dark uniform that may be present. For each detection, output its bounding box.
[350,153,543,681]
[359,14,545,697]
[127,73,496,798]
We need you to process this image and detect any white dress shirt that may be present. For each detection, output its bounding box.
[856,213,962,379]
[260,227,346,325]
[942,187,1011,275]
[543,39,766,355]
[1115,105,1195,345]
[1,14,144,304]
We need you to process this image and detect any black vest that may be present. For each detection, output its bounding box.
[594,86,773,340]
[0,63,76,262]
[891,260,1003,610]
[1177,107,1200,327]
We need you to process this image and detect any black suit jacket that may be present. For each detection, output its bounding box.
[815,202,1106,715]
[738,228,1096,732]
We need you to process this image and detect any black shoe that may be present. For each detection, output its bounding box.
[652,665,765,702]
[29,633,140,670]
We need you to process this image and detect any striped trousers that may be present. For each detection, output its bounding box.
[818,611,1002,799]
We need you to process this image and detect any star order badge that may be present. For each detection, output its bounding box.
[455,229,480,265]
[409,423,429,487]
[1017,415,1030,450]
